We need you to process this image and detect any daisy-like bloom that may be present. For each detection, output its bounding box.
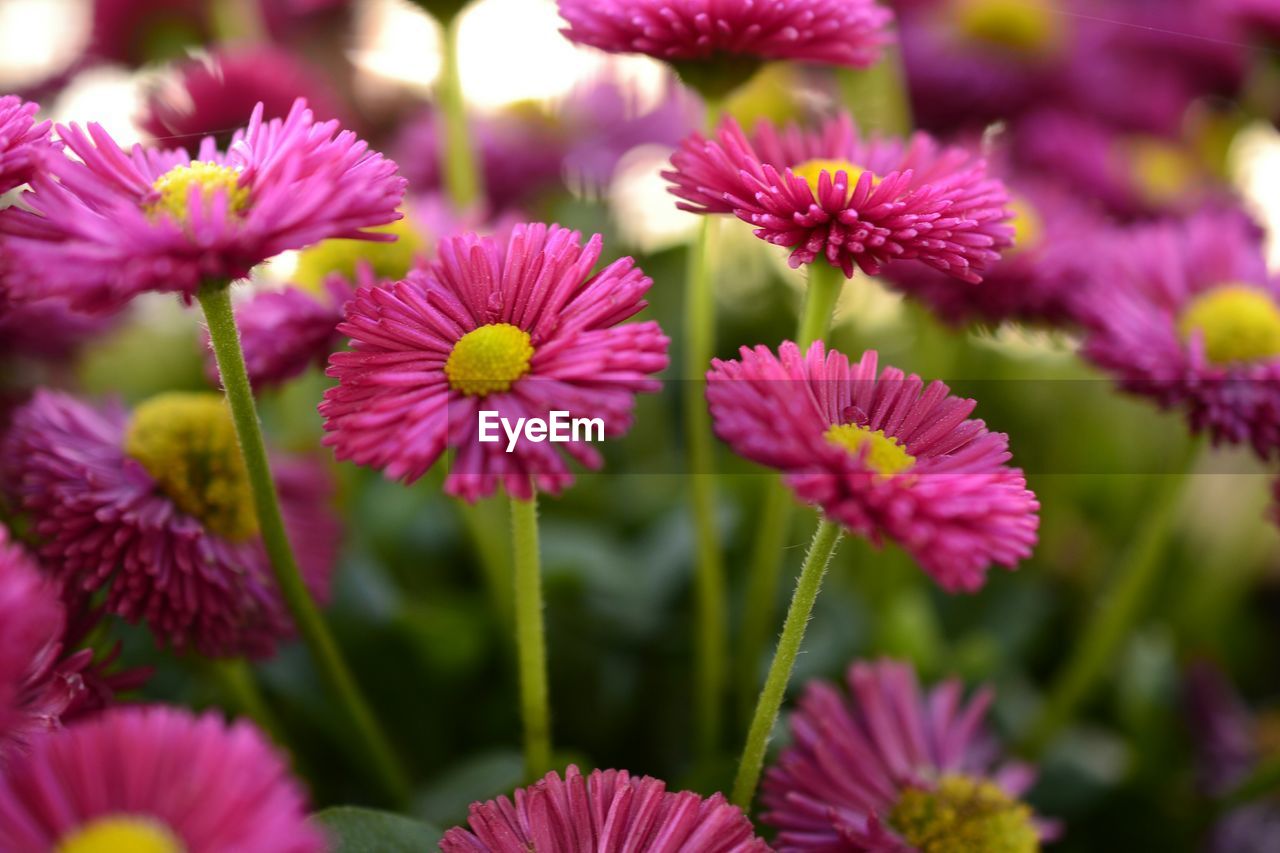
[140,47,352,153]
[0,525,143,765]
[440,764,770,852]
[557,0,893,97]
[707,341,1037,591]
[886,175,1102,327]
[0,99,405,313]
[1,390,338,658]
[1080,210,1280,458]
[321,223,669,502]
[0,705,326,853]
[762,659,1055,851]
[665,114,1014,282]
[1185,662,1280,853]
[0,96,52,195]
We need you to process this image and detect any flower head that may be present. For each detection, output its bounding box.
[440,764,769,852]
[707,341,1037,591]
[322,223,669,501]
[1080,210,1280,458]
[762,659,1054,851]
[665,114,1013,282]
[1,390,337,658]
[557,0,893,97]
[0,96,52,195]
[0,705,326,853]
[0,99,405,312]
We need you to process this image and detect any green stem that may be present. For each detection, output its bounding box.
[198,283,410,805]
[439,14,480,209]
[510,489,552,780]
[1021,445,1200,756]
[732,518,843,809]
[736,264,845,725]
[835,43,914,136]
[457,497,513,624]
[687,211,728,759]
[212,660,285,745]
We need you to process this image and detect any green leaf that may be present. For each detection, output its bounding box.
[313,806,442,852]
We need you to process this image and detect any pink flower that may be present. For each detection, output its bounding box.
[706,341,1038,591]
[762,659,1055,851]
[1079,209,1280,458]
[557,0,892,69]
[665,114,1013,282]
[0,96,52,195]
[1,390,338,658]
[0,99,404,312]
[440,764,770,852]
[0,705,326,853]
[321,223,669,502]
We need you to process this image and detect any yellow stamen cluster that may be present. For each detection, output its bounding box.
[792,158,873,203]
[953,0,1057,54]
[147,161,249,224]
[1007,197,1044,256]
[57,816,186,853]
[124,392,258,542]
[889,774,1040,853]
[824,422,916,477]
[444,323,535,397]
[1121,137,1198,208]
[294,214,427,293]
[1178,285,1280,366]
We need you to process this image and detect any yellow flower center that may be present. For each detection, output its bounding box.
[824,423,916,476]
[1121,137,1198,208]
[889,774,1040,853]
[444,323,534,397]
[1006,197,1044,257]
[953,0,1057,54]
[294,214,427,292]
[792,158,873,203]
[124,392,258,542]
[147,161,249,224]
[1178,285,1280,366]
[57,816,186,853]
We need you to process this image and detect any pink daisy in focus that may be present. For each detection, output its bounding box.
[1,390,338,658]
[322,223,669,502]
[557,0,893,97]
[665,114,1013,282]
[0,705,325,853]
[440,764,770,852]
[0,525,144,765]
[0,99,404,313]
[707,341,1038,591]
[0,96,52,195]
[1080,210,1280,459]
[140,46,353,153]
[762,659,1055,851]
[886,175,1103,327]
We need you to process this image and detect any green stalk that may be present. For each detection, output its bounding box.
[212,660,285,746]
[510,489,552,779]
[438,13,481,209]
[736,261,845,723]
[732,518,843,809]
[1022,445,1199,756]
[198,283,410,805]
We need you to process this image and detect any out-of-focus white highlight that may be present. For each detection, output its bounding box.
[610,146,699,253]
[1231,121,1280,270]
[51,68,146,147]
[0,0,89,86]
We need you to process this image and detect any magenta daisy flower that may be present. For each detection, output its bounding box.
[140,47,353,153]
[1,390,338,658]
[886,175,1103,327]
[0,705,325,853]
[321,223,669,502]
[0,96,52,195]
[440,764,770,852]
[665,114,1013,282]
[762,659,1055,851]
[0,99,404,313]
[557,0,893,96]
[1080,209,1280,458]
[707,341,1037,591]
